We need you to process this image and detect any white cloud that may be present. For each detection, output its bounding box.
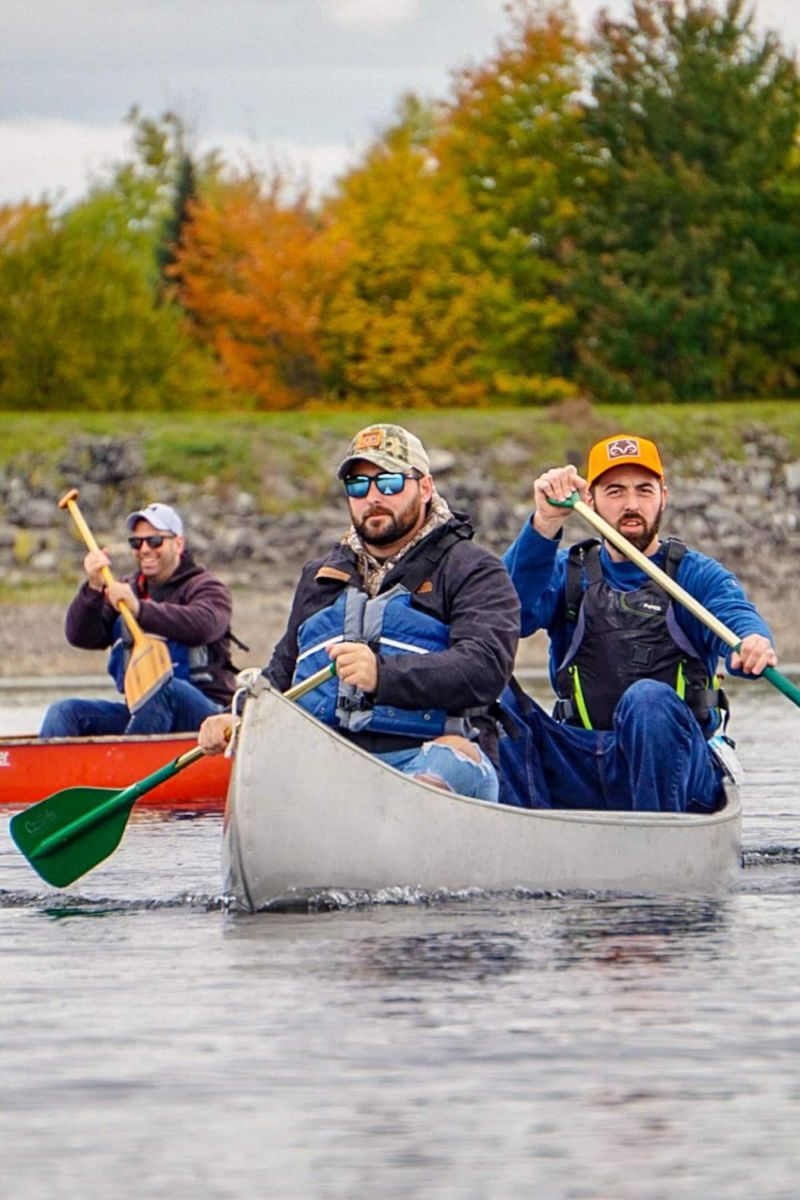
[322,0,421,32]
[0,116,362,209]
[207,130,365,199]
[0,118,131,207]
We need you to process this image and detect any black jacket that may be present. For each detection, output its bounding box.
[268,515,520,756]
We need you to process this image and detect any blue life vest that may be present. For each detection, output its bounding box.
[107,618,212,694]
[291,584,471,739]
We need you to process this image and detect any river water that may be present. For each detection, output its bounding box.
[1,682,799,1200]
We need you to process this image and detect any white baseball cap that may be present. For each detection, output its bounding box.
[125,502,184,537]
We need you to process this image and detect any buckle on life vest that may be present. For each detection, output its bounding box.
[337,693,372,714]
[553,698,575,723]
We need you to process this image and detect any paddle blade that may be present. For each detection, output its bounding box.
[124,636,173,713]
[9,786,135,888]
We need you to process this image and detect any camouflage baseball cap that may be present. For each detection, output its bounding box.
[337,424,431,479]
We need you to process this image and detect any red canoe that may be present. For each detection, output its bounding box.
[0,732,230,811]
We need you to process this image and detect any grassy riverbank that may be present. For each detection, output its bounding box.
[3,400,800,514]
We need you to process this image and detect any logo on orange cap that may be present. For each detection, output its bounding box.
[586,435,664,486]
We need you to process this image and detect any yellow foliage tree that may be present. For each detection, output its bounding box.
[320,103,489,408]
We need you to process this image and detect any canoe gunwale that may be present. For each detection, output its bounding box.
[0,731,230,811]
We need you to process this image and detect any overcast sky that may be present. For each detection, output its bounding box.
[1,0,797,208]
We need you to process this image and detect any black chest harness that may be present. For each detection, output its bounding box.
[554,538,725,733]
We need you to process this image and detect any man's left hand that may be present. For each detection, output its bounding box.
[329,641,378,693]
[105,579,140,617]
[731,633,778,675]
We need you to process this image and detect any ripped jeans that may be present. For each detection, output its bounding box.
[375,741,499,803]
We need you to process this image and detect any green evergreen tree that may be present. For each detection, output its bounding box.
[156,151,198,291]
[570,0,800,401]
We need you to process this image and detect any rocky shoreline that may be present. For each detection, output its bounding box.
[2,431,799,680]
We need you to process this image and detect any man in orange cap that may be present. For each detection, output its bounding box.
[498,434,777,812]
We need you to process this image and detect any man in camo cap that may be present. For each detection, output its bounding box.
[200,422,520,803]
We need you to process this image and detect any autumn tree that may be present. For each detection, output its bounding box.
[435,0,585,402]
[174,172,341,408]
[0,201,214,411]
[570,0,800,401]
[319,4,585,407]
[319,96,489,407]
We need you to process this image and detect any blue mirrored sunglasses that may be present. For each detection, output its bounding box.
[343,473,415,498]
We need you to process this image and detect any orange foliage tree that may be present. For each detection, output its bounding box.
[318,2,585,407]
[174,173,343,409]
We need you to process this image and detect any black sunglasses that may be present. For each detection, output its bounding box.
[128,534,175,550]
[343,472,417,498]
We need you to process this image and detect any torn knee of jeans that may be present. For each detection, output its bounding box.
[422,742,478,766]
[411,771,456,793]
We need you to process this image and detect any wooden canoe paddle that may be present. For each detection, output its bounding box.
[9,662,337,888]
[59,488,173,713]
[549,492,800,709]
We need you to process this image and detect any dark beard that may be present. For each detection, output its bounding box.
[353,495,422,548]
[615,508,662,552]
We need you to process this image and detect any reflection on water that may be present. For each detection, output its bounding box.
[553,897,729,969]
[354,926,526,983]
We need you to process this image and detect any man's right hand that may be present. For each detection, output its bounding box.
[532,465,589,539]
[198,713,238,756]
[84,546,111,592]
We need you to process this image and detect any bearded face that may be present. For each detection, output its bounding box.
[351,481,424,548]
[591,467,666,555]
[610,504,664,552]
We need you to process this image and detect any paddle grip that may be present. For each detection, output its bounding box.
[59,488,140,641]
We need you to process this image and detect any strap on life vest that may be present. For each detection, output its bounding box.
[396,524,471,596]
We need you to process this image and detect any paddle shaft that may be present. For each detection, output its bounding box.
[549,494,800,707]
[284,661,336,701]
[26,665,337,863]
[29,747,205,861]
[59,488,142,644]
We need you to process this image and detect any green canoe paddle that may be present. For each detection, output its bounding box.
[10,661,337,888]
[548,492,800,709]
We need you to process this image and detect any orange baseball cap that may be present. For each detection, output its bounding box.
[586,434,664,486]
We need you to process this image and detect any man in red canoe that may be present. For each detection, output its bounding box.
[198,423,520,801]
[498,433,778,812]
[40,502,241,736]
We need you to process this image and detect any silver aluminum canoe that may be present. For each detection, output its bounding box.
[222,682,742,911]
